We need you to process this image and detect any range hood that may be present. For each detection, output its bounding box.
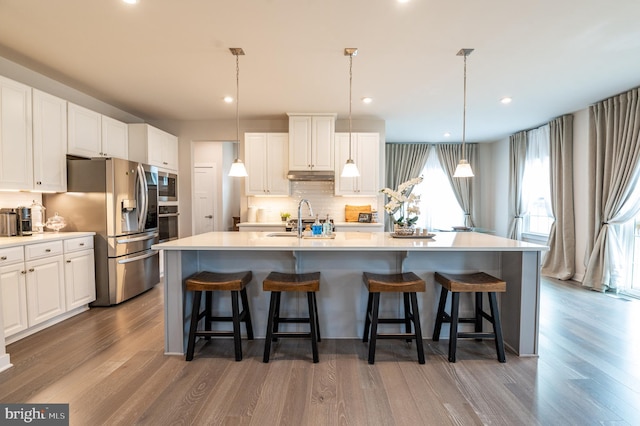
[286,170,335,181]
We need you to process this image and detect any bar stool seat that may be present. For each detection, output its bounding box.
[263,271,321,363]
[185,270,254,362]
[432,272,506,363]
[362,272,426,364]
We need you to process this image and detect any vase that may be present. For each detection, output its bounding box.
[394,223,415,236]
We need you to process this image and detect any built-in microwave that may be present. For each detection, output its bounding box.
[158,171,177,202]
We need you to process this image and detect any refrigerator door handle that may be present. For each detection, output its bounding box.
[116,232,158,244]
[117,250,158,265]
[136,163,148,232]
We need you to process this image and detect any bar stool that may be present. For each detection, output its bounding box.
[432,272,506,363]
[362,272,426,365]
[263,271,321,363]
[185,271,254,362]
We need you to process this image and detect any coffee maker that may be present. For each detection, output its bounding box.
[16,207,33,236]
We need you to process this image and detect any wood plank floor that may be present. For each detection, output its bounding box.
[1,277,639,425]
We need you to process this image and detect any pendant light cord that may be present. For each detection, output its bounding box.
[462,53,467,160]
[348,52,353,160]
[235,53,240,158]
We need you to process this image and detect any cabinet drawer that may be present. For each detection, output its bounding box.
[0,246,24,265]
[64,236,94,253]
[25,241,63,260]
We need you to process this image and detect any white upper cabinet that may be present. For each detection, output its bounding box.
[101,115,129,160]
[68,103,128,159]
[32,89,67,192]
[335,132,380,196]
[288,113,336,171]
[245,133,289,196]
[0,76,33,190]
[128,123,178,171]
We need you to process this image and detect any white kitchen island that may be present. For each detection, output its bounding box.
[153,231,547,358]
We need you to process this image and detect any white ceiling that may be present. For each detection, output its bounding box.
[1,0,639,143]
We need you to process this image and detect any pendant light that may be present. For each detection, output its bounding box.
[228,47,248,177]
[341,48,360,178]
[453,48,475,178]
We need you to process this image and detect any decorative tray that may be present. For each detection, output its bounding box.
[390,233,435,239]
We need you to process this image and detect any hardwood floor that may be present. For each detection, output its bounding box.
[1,277,639,425]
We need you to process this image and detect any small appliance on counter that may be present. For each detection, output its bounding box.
[0,209,18,237]
[0,207,32,236]
[16,206,33,236]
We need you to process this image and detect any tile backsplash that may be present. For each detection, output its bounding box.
[0,192,42,210]
[245,181,380,222]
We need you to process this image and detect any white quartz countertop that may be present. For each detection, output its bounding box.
[238,222,383,227]
[153,231,548,252]
[0,232,95,249]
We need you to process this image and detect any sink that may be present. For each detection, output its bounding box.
[266,232,298,237]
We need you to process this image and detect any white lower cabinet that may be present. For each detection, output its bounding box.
[64,237,96,310]
[25,255,65,326]
[0,235,96,342]
[0,261,28,337]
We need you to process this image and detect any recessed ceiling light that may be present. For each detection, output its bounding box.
[224,96,233,103]
[500,97,512,104]
[361,97,373,104]
[123,0,138,4]
[443,132,451,137]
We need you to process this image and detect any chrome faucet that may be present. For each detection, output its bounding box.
[297,199,313,238]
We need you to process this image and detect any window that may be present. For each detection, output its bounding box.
[522,125,552,238]
[412,149,464,231]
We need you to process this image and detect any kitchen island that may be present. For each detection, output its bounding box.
[153,231,547,358]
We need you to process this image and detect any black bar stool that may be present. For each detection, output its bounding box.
[185,271,254,361]
[362,272,426,364]
[432,271,506,363]
[263,271,321,363]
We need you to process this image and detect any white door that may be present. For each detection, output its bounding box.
[193,165,216,235]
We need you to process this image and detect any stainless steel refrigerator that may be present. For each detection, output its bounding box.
[44,157,160,306]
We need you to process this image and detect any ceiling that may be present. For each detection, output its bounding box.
[1,0,639,143]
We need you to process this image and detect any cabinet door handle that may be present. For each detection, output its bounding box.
[21,270,27,274]
[45,249,51,252]
[0,256,6,260]
[66,260,72,263]
[204,215,213,219]
[79,243,85,246]
[28,268,35,272]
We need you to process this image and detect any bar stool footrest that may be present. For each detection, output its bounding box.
[376,333,419,340]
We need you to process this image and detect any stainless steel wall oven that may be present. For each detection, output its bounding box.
[158,205,179,242]
[158,171,177,202]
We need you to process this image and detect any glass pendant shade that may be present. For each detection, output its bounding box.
[228,158,248,177]
[341,158,360,177]
[453,159,474,177]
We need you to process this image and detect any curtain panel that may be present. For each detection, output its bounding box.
[541,115,576,280]
[583,88,640,291]
[384,143,431,230]
[435,143,477,227]
[507,132,527,240]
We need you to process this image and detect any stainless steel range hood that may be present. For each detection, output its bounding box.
[286,170,335,181]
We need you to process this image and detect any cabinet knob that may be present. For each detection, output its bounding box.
[163,161,168,165]
[45,249,51,252]
[67,260,72,263]
[0,256,6,261]
[21,270,27,274]
[36,181,42,185]
[79,243,85,246]
[205,215,213,219]
[28,268,35,272]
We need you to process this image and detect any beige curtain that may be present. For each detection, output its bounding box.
[384,143,431,230]
[583,88,640,291]
[541,115,575,279]
[507,131,527,240]
[435,143,477,227]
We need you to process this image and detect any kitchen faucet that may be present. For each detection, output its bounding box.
[297,199,313,238]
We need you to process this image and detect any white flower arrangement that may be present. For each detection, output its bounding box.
[380,176,424,227]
